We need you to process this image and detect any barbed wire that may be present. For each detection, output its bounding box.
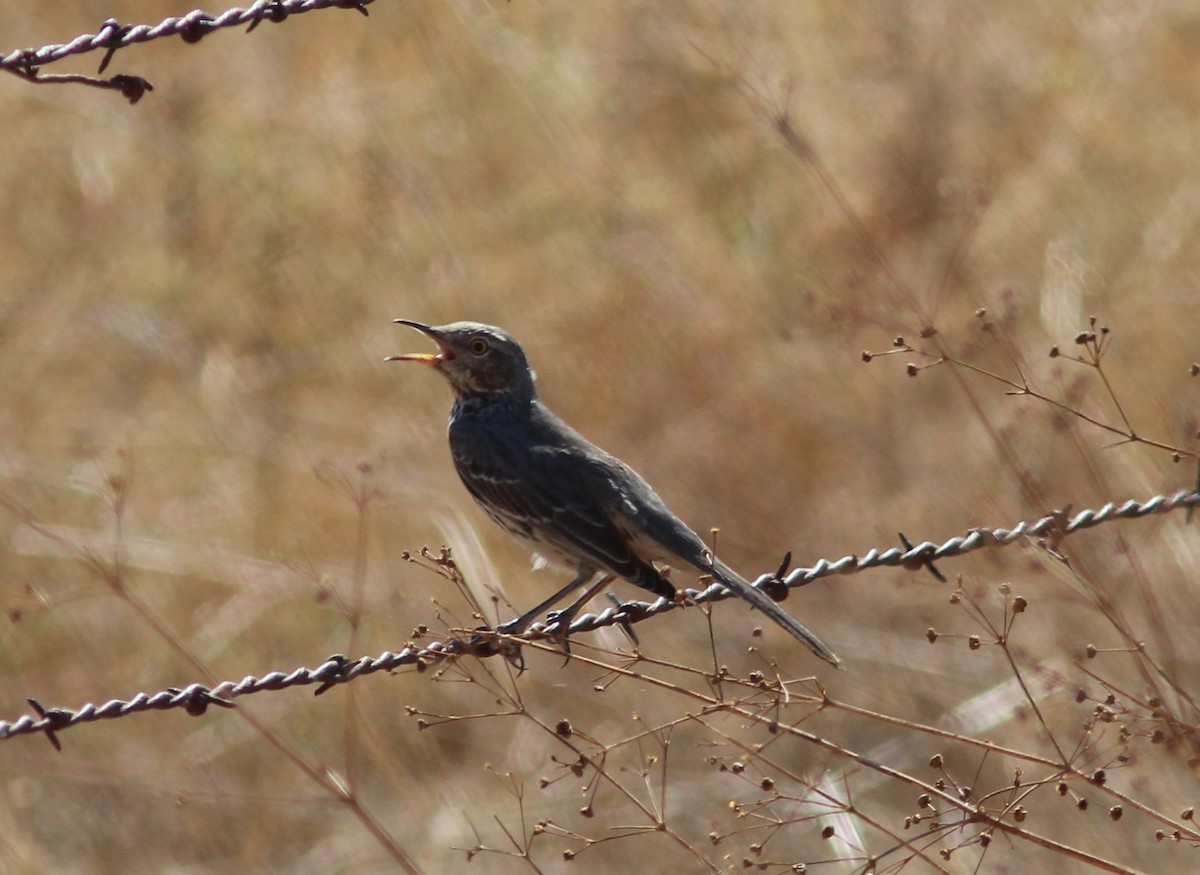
[1,488,1195,748]
[0,0,374,103]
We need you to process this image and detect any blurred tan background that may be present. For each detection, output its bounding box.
[1,2,1198,873]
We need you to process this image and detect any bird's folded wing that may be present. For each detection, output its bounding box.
[451,437,672,597]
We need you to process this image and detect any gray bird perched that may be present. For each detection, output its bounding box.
[387,320,840,666]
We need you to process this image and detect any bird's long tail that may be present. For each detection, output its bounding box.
[710,558,841,667]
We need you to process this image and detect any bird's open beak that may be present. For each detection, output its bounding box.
[385,319,455,366]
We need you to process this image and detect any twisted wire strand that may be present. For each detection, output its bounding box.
[0,1,374,101]
[2,488,1195,746]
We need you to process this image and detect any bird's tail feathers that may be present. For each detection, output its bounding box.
[711,558,841,667]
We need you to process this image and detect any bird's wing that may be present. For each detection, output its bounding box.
[450,421,674,599]
[560,438,844,667]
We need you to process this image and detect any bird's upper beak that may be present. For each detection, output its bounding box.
[385,319,455,366]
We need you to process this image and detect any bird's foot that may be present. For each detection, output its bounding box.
[542,607,576,629]
[494,617,528,636]
[542,608,579,664]
[473,624,527,672]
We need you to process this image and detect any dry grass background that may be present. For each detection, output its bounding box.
[2,2,1199,873]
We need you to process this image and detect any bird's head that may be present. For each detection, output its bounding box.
[387,320,536,400]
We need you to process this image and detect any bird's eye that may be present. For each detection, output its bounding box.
[468,337,490,356]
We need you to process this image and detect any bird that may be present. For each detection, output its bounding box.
[387,320,840,666]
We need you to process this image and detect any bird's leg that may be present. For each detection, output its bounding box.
[543,574,613,634]
[543,573,614,659]
[495,570,597,636]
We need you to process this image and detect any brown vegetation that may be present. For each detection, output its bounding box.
[1,3,1198,873]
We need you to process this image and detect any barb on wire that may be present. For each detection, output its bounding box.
[1,488,1195,746]
[0,0,375,103]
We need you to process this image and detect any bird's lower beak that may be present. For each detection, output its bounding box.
[386,319,454,366]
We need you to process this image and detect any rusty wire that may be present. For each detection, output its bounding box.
[1,487,1195,747]
[0,0,374,103]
